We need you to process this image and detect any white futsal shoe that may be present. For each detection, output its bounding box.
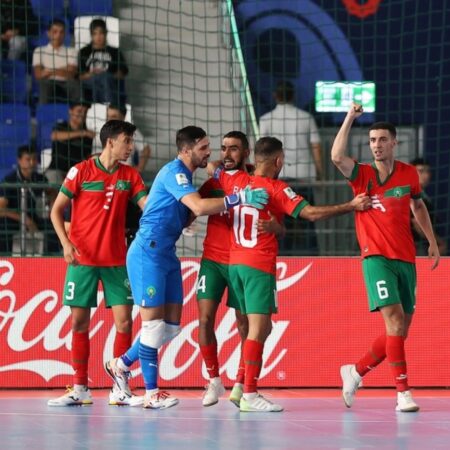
[143,390,179,409]
[108,383,144,406]
[202,378,226,407]
[47,386,93,406]
[396,390,420,412]
[105,358,132,396]
[239,394,283,412]
[340,364,362,408]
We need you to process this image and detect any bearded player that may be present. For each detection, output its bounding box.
[215,136,370,412]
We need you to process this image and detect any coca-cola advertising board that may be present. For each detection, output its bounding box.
[0,257,448,388]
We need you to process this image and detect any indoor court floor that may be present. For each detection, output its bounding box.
[1,389,450,449]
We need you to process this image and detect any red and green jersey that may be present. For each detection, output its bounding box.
[348,160,422,263]
[218,170,308,274]
[61,157,147,266]
[198,177,231,264]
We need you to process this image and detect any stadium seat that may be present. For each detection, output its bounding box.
[30,0,65,25]
[0,61,28,104]
[74,15,119,49]
[36,103,69,151]
[0,105,31,172]
[39,148,53,172]
[69,0,113,18]
[87,102,132,153]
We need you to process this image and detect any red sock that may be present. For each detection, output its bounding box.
[386,335,409,392]
[114,331,132,358]
[356,334,387,376]
[236,345,245,384]
[200,343,219,378]
[243,339,263,394]
[72,331,90,386]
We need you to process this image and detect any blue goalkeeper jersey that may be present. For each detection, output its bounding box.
[135,158,197,251]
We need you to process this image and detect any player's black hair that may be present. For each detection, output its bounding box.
[254,136,283,159]
[100,120,136,148]
[223,131,249,150]
[275,80,295,103]
[176,126,207,152]
[410,157,430,167]
[369,122,397,138]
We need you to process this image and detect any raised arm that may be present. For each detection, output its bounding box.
[331,102,363,178]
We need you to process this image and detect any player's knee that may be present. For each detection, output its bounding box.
[235,314,249,340]
[198,314,214,331]
[162,322,181,344]
[140,319,165,349]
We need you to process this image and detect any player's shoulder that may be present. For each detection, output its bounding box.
[117,161,140,176]
[395,160,416,172]
[161,159,192,187]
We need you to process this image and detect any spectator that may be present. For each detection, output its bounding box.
[46,101,95,184]
[259,80,323,255]
[1,0,38,60]
[92,103,151,173]
[410,157,447,256]
[0,145,58,254]
[32,19,80,103]
[78,19,128,104]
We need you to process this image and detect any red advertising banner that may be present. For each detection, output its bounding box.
[0,257,448,388]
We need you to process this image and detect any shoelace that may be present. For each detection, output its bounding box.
[154,391,171,401]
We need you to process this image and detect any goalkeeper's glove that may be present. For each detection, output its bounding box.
[224,185,269,210]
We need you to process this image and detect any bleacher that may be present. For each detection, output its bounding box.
[0,0,125,255]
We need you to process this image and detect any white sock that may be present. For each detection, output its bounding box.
[243,392,257,401]
[74,384,87,392]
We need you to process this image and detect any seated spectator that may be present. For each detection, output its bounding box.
[410,157,447,256]
[92,103,151,172]
[0,145,59,254]
[46,101,95,184]
[78,19,128,103]
[1,0,38,60]
[32,19,80,103]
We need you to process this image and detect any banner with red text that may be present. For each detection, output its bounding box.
[0,257,448,388]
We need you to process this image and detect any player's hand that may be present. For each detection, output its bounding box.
[351,193,371,211]
[257,211,285,238]
[348,102,364,119]
[428,242,440,270]
[62,240,80,265]
[240,185,269,210]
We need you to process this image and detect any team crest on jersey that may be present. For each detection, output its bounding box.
[116,180,130,191]
[146,286,157,298]
[175,173,189,186]
[66,166,78,180]
[283,187,298,200]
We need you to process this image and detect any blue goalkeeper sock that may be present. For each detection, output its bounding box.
[122,337,140,367]
[139,342,158,390]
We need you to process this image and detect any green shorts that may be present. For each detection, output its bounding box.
[196,258,239,309]
[63,265,133,308]
[362,256,416,314]
[228,264,277,315]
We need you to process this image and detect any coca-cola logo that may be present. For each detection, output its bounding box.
[0,259,312,387]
